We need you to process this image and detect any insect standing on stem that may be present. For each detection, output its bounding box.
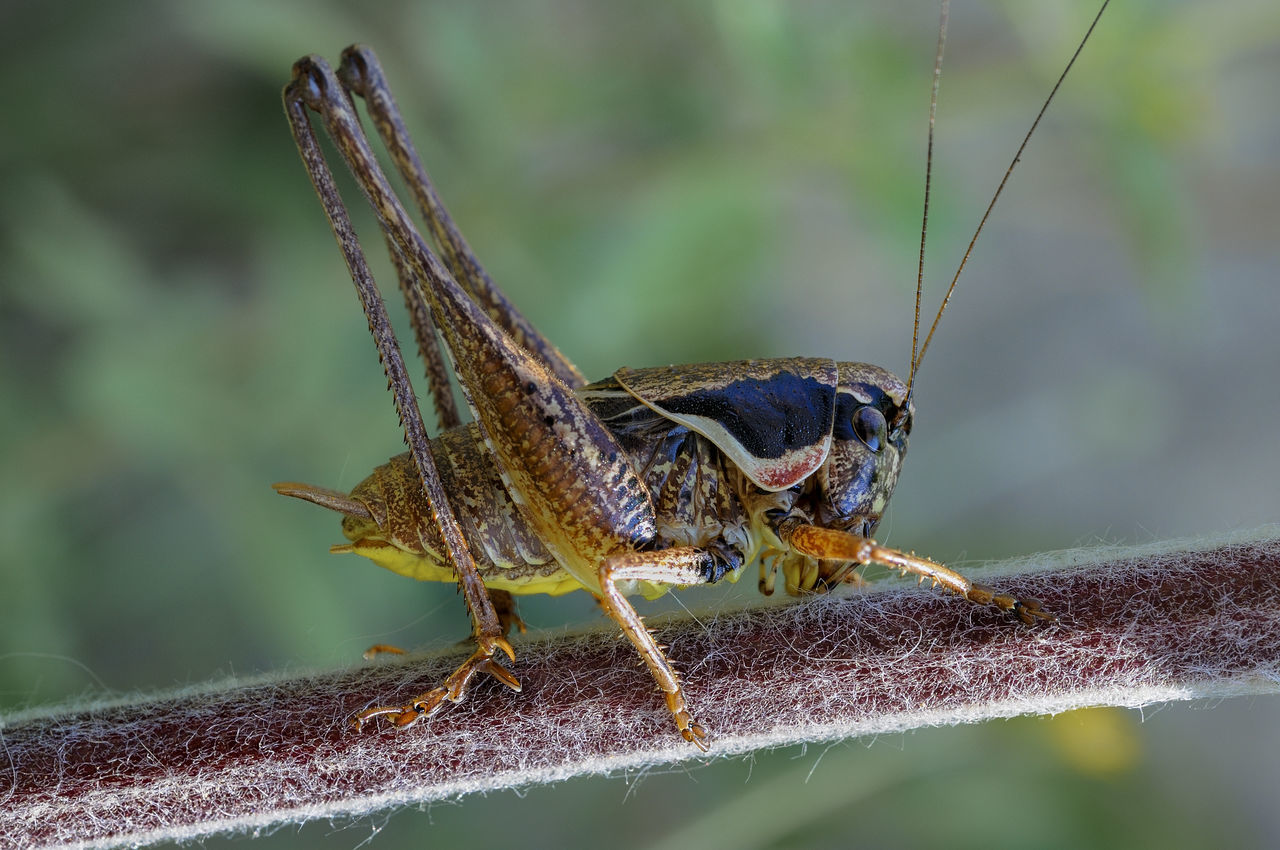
[275,1,1108,749]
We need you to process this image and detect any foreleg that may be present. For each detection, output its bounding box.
[783,523,1053,623]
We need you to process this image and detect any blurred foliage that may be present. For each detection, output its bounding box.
[2,1,1279,848]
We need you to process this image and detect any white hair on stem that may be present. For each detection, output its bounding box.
[4,528,1280,849]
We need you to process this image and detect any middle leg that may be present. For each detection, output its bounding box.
[598,547,738,750]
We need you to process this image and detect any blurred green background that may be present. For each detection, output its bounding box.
[3,0,1279,847]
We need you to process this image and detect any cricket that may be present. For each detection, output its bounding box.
[274,1,1108,749]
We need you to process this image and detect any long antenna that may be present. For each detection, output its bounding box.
[909,0,1110,383]
[905,0,950,403]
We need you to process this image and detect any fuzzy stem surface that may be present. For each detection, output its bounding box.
[4,531,1280,849]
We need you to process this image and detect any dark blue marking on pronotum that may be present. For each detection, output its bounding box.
[655,374,835,461]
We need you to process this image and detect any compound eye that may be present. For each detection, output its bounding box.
[852,406,886,453]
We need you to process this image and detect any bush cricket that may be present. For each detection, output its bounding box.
[275,0,1109,749]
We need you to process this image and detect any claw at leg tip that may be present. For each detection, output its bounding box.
[687,726,710,752]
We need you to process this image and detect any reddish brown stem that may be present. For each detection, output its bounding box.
[4,533,1280,849]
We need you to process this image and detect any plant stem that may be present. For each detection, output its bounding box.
[4,531,1280,849]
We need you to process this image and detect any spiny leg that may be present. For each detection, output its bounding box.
[383,229,460,431]
[335,45,586,390]
[598,547,724,750]
[294,55,656,601]
[285,64,517,726]
[783,523,1053,624]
